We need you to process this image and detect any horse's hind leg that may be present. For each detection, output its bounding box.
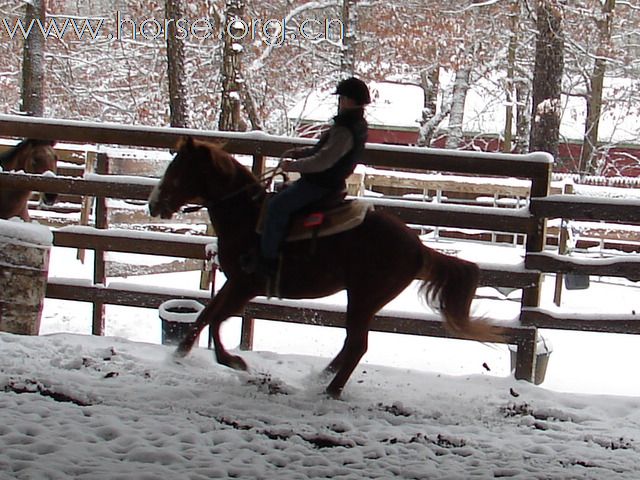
[325,278,412,398]
[176,281,254,371]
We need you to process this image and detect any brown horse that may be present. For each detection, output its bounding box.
[0,139,58,221]
[148,137,505,397]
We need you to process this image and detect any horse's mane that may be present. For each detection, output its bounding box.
[178,137,260,185]
[0,140,29,169]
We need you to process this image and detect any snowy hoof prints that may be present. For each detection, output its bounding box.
[243,371,295,396]
[1,334,640,479]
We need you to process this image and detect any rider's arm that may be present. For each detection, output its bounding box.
[286,126,353,174]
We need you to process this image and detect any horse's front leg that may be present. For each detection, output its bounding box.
[175,281,254,371]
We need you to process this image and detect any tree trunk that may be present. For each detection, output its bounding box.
[503,33,517,153]
[514,79,531,154]
[417,67,440,147]
[579,0,615,175]
[165,0,188,128]
[219,0,246,131]
[21,0,46,117]
[529,0,564,158]
[340,0,358,77]
[239,81,263,130]
[514,0,531,154]
[446,67,470,149]
[503,2,519,153]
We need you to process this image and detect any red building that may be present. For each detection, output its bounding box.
[291,81,640,177]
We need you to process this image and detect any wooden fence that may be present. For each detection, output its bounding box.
[1,114,640,384]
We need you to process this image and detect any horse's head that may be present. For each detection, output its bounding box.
[148,137,239,219]
[8,139,58,206]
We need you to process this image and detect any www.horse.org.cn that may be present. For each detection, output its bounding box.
[0,12,345,46]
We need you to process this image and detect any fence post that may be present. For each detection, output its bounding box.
[238,154,265,351]
[522,167,551,306]
[199,224,215,291]
[240,317,255,351]
[517,163,552,382]
[92,152,109,336]
[514,328,538,382]
[553,183,574,306]
[77,149,96,263]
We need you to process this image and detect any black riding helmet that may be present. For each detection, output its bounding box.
[333,77,371,106]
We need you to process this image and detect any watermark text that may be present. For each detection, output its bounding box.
[0,12,344,45]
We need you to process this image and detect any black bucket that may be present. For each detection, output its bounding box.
[159,299,204,346]
[564,273,590,290]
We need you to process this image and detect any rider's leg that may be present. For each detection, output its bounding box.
[260,178,329,261]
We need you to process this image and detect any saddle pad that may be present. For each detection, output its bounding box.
[257,200,373,242]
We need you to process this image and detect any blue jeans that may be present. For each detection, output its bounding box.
[260,178,331,260]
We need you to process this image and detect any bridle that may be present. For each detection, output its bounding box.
[181,164,288,214]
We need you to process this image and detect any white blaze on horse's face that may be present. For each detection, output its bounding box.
[148,179,174,219]
[148,140,205,219]
[148,160,188,219]
[148,181,162,216]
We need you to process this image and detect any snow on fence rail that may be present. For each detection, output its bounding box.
[1,115,639,384]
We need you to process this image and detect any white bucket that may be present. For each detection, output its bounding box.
[159,299,204,346]
[0,220,52,335]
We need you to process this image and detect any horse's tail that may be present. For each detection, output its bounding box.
[418,246,506,343]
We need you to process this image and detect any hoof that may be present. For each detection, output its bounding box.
[321,365,337,377]
[174,344,190,358]
[220,354,248,371]
[325,386,342,400]
[173,348,189,360]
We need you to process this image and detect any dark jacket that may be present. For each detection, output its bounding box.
[291,107,368,190]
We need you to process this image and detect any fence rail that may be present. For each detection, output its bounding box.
[1,114,639,385]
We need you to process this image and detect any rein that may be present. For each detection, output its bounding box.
[181,165,287,214]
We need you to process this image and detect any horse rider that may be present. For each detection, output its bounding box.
[250,76,371,281]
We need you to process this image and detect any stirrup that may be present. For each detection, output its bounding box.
[263,256,282,299]
[239,250,282,298]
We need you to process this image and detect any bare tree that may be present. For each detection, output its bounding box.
[417,67,446,147]
[529,0,564,158]
[514,79,531,154]
[579,0,615,174]
[219,0,246,131]
[340,0,357,77]
[502,0,521,152]
[21,0,46,116]
[446,67,471,149]
[502,0,534,154]
[165,0,188,128]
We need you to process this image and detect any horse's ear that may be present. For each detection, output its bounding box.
[176,136,195,152]
[25,139,56,148]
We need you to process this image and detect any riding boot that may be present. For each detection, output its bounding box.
[239,249,275,275]
[255,255,280,298]
[239,250,281,298]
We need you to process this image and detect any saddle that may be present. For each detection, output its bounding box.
[257,190,373,242]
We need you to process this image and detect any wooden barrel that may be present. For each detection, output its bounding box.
[0,220,52,335]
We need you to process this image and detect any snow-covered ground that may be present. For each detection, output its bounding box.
[2,238,640,478]
[3,331,640,480]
